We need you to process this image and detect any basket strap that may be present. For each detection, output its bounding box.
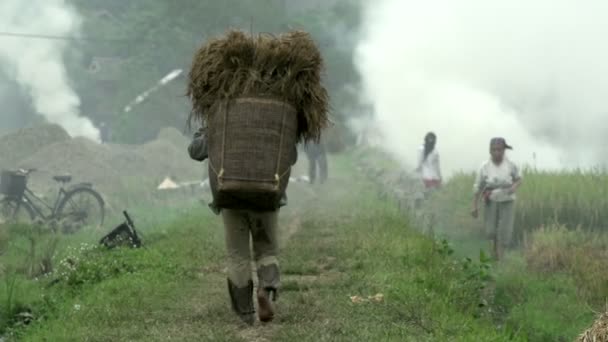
[209,160,219,176]
[273,105,288,190]
[219,100,228,184]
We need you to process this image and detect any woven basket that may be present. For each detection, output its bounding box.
[0,170,26,199]
[207,97,297,211]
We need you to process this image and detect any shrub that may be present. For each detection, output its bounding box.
[55,243,137,287]
[6,223,59,278]
[434,169,608,240]
[0,223,7,256]
[516,168,608,235]
[524,225,608,304]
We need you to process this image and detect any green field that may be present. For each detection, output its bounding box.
[0,154,603,341]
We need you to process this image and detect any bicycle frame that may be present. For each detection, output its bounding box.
[20,185,68,221]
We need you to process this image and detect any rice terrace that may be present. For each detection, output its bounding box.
[1,1,608,341]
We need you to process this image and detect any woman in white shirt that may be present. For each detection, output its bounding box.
[416,132,442,191]
[471,137,522,261]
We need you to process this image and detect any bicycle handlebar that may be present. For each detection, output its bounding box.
[123,210,134,228]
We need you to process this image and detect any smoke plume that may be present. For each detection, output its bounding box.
[0,0,100,142]
[356,0,608,176]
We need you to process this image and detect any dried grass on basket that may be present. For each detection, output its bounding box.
[578,312,608,342]
[187,30,329,142]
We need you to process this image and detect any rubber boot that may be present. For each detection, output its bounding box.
[227,279,255,326]
[257,264,279,322]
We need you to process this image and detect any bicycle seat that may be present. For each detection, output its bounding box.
[53,175,72,183]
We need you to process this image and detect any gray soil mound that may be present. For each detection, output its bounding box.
[0,124,70,170]
[18,137,119,192]
[6,126,203,211]
[157,126,190,149]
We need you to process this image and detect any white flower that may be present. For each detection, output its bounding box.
[74,304,81,311]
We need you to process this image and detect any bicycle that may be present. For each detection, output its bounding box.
[0,169,105,233]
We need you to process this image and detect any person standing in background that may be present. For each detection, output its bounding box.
[305,142,328,185]
[471,137,522,261]
[99,122,111,144]
[416,132,442,192]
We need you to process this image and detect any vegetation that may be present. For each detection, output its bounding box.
[2,1,361,142]
[0,156,523,341]
[66,0,361,144]
[516,169,608,233]
[2,153,606,340]
[442,169,608,240]
[424,168,608,340]
[523,225,608,305]
[0,198,208,339]
[4,1,605,340]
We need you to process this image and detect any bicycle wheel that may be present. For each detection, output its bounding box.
[56,188,105,233]
[0,198,35,224]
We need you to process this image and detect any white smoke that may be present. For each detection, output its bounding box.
[0,0,100,142]
[356,0,608,176]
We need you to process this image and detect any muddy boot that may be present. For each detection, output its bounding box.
[257,287,277,323]
[227,279,255,326]
[257,264,279,323]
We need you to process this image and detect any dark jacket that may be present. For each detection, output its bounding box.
[187,127,209,162]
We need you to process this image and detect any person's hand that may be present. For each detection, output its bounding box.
[507,185,517,195]
[471,207,479,218]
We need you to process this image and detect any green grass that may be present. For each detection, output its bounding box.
[1,154,602,341]
[419,169,604,340]
[352,147,606,340]
[494,256,593,341]
[3,209,235,341]
[523,225,608,305]
[1,155,527,341]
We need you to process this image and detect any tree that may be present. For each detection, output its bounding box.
[68,0,363,143]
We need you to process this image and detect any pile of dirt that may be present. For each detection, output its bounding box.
[0,124,70,171]
[18,137,122,197]
[157,126,190,149]
[135,139,200,181]
[8,126,203,210]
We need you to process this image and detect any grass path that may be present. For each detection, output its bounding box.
[14,157,529,341]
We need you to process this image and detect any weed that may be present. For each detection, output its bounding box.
[524,225,608,305]
[442,169,608,240]
[0,223,7,256]
[361,148,601,340]
[2,271,18,326]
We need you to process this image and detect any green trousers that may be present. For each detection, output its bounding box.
[221,209,280,289]
[484,200,515,248]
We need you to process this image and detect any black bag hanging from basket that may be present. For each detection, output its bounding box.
[0,170,26,200]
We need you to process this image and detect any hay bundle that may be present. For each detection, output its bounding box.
[579,313,608,342]
[187,30,329,142]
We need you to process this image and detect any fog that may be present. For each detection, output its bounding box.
[0,0,100,141]
[356,0,608,176]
